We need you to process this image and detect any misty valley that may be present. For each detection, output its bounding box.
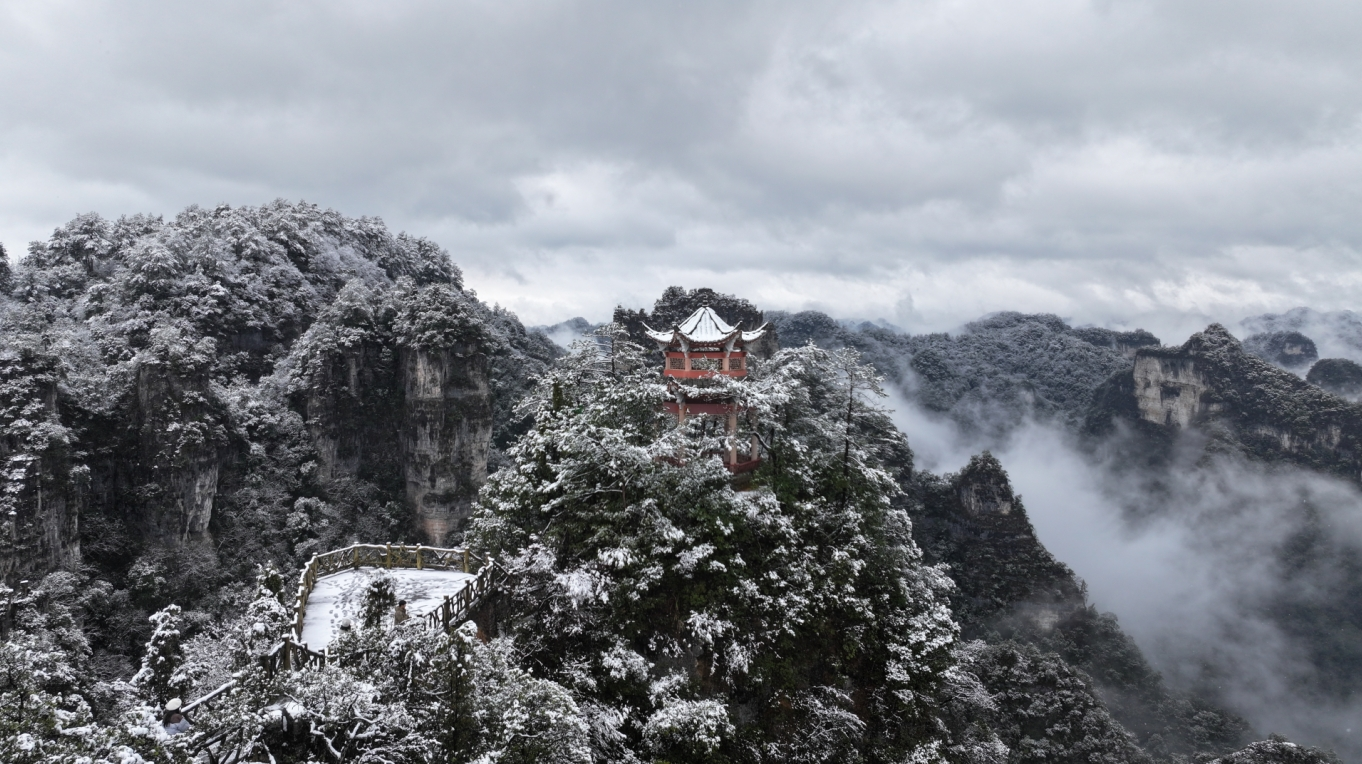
[4,203,1361,763]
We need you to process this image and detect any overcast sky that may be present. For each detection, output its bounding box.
[3,0,1362,337]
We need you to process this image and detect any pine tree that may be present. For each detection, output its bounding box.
[361,572,397,629]
[469,338,965,761]
[132,604,191,705]
[0,242,12,294]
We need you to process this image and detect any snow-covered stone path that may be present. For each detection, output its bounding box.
[298,567,476,649]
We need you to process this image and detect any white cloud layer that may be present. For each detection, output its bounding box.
[886,393,1362,754]
[3,0,1362,333]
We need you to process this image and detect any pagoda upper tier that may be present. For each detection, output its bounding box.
[645,306,768,349]
[645,306,768,379]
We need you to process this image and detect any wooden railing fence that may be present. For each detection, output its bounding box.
[291,543,490,641]
[262,637,330,676]
[178,543,503,759]
[417,559,500,633]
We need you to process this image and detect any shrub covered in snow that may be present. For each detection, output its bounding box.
[468,328,985,761]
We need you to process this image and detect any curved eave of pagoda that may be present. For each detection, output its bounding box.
[643,324,676,345]
[740,323,770,343]
[643,313,768,349]
[643,325,744,349]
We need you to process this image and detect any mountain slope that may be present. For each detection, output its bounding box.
[906,453,1251,760]
[771,310,1155,438]
[0,202,558,665]
[1085,324,1362,480]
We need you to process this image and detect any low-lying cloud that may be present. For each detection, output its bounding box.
[887,391,1362,757]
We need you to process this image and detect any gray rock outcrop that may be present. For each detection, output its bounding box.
[401,345,492,545]
[130,344,230,544]
[1090,324,1362,481]
[0,349,82,582]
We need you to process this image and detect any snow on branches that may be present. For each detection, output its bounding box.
[469,333,971,761]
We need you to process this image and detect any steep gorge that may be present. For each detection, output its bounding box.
[907,454,1252,759]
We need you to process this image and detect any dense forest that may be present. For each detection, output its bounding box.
[0,206,1352,762]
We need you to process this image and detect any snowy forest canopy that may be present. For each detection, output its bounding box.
[0,204,1350,763]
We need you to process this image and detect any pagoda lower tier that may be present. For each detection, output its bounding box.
[663,400,737,417]
[663,399,762,474]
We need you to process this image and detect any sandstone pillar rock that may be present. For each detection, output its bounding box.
[0,350,83,583]
[401,345,492,545]
[132,353,229,545]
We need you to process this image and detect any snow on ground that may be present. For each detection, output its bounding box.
[298,567,476,649]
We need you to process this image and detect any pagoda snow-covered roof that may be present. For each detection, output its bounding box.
[644,306,768,348]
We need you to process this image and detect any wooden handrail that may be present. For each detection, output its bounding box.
[413,560,503,634]
[183,679,237,713]
[275,543,501,676]
[291,543,490,641]
[260,636,331,678]
[190,547,504,760]
[272,560,500,676]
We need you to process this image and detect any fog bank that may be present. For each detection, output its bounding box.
[887,393,1362,757]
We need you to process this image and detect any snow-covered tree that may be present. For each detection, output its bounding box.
[131,605,190,706]
[361,571,397,629]
[0,574,180,764]
[235,564,293,676]
[469,334,965,761]
[0,243,11,294]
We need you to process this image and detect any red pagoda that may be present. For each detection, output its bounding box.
[645,307,768,473]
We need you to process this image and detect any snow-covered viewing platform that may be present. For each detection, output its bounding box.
[298,567,477,648]
[289,544,497,652]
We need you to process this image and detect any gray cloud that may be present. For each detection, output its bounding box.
[886,392,1362,756]
[4,1,1362,330]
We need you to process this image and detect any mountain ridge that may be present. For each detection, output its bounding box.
[0,205,1352,761]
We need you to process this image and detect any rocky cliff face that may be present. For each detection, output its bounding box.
[1093,324,1362,480]
[0,203,551,595]
[302,340,401,486]
[1132,354,1220,428]
[0,359,82,580]
[299,339,493,546]
[131,355,229,544]
[401,346,492,544]
[287,279,514,547]
[909,452,1084,632]
[0,349,82,582]
[907,452,1251,759]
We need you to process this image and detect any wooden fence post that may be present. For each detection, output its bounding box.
[277,543,498,667]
